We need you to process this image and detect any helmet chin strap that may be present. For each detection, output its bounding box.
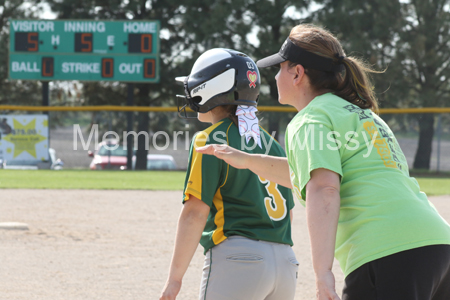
[235,105,262,149]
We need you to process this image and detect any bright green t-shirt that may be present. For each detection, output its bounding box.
[184,117,294,254]
[286,93,450,277]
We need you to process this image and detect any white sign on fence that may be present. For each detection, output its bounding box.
[0,115,49,162]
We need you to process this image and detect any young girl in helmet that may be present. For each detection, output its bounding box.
[197,24,450,300]
[159,49,298,300]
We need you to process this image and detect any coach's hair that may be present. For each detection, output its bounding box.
[289,24,381,112]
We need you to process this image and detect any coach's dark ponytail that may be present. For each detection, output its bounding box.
[289,24,381,112]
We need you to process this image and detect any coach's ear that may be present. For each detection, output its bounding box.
[293,64,305,87]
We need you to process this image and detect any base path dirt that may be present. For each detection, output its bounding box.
[1,190,449,300]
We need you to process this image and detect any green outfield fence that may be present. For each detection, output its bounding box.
[1,105,450,114]
[0,105,448,172]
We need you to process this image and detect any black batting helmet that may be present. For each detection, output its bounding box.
[176,48,260,117]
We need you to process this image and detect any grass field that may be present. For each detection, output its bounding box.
[0,170,186,190]
[0,170,449,195]
[0,170,450,196]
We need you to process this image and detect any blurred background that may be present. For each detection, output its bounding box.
[1,0,449,171]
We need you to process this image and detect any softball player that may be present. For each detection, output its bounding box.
[159,49,298,300]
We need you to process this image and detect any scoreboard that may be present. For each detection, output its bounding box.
[9,20,160,82]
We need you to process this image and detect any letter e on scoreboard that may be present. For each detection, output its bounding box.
[42,57,54,77]
[144,59,155,78]
[102,58,114,78]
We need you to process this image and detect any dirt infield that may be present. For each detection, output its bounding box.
[1,190,449,300]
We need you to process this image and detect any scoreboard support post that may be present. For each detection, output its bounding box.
[42,81,50,145]
[126,83,134,171]
[42,81,49,114]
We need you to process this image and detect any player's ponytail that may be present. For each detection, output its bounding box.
[214,105,238,126]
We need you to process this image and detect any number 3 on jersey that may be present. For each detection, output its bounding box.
[258,176,288,221]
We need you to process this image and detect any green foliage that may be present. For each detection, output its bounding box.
[0,0,43,107]
[310,0,450,107]
[311,0,450,169]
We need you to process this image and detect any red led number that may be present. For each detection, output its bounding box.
[141,34,152,53]
[102,58,114,78]
[28,33,38,51]
[144,59,155,78]
[42,57,54,77]
[81,33,92,52]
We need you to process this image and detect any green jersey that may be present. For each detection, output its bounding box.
[286,93,450,277]
[184,117,294,253]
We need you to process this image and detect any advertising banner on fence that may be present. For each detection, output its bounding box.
[0,115,49,163]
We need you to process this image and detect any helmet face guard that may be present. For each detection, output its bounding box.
[176,49,260,119]
[176,94,197,119]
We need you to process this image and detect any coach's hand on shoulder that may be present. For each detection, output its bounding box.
[196,144,250,169]
[159,279,181,300]
[315,270,341,300]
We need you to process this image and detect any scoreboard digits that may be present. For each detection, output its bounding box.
[75,33,93,52]
[144,58,155,78]
[15,32,155,55]
[102,58,114,78]
[128,34,153,53]
[15,32,39,52]
[42,57,54,77]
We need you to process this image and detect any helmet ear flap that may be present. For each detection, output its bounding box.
[191,96,202,104]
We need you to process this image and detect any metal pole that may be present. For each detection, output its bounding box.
[42,81,50,157]
[108,112,112,169]
[42,82,49,111]
[436,114,442,173]
[126,83,134,170]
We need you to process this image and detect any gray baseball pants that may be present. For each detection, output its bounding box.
[199,236,298,300]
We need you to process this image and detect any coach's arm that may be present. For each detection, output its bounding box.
[196,144,292,189]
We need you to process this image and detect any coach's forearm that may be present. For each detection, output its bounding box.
[305,168,341,279]
[247,154,292,188]
[306,187,340,275]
